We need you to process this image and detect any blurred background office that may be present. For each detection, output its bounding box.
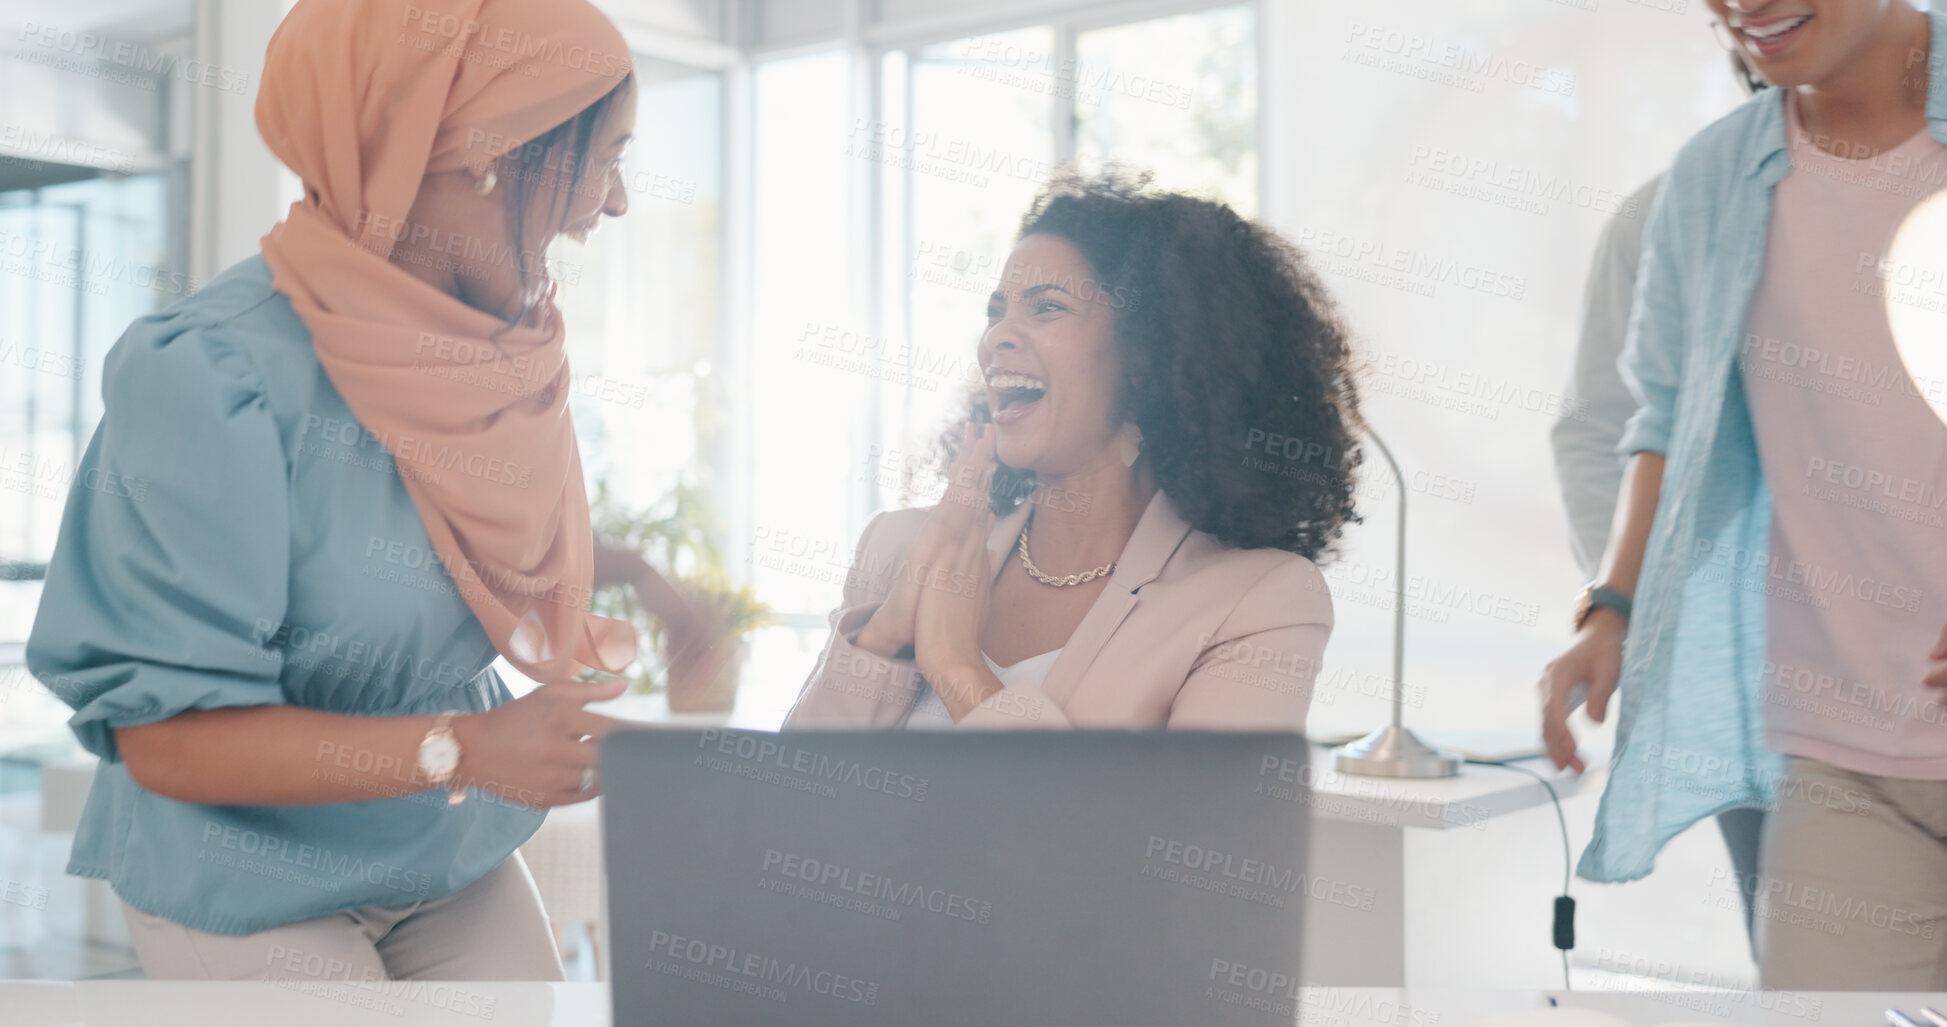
[0,0,1765,990]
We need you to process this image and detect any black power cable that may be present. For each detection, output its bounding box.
[1466,759,1574,991]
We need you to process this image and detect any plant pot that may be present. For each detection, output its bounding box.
[667,638,748,713]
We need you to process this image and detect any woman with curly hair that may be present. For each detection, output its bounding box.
[786,171,1362,731]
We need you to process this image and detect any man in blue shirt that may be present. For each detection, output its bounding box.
[1541,0,1947,988]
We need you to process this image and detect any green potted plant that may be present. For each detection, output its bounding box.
[590,480,773,711]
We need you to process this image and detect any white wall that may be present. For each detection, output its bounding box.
[187,0,296,280]
[1267,0,1749,739]
[1265,0,1757,987]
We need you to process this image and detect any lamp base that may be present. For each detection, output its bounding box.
[1333,724,1461,779]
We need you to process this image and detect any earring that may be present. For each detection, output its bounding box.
[474,167,498,196]
[1118,422,1144,468]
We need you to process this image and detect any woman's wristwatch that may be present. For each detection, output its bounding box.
[1572,585,1632,632]
[417,712,468,806]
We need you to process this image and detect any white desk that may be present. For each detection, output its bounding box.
[490,707,1613,989]
[0,982,1930,1026]
[1300,745,1608,987]
[36,711,1608,988]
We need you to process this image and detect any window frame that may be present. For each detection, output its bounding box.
[730,0,1263,617]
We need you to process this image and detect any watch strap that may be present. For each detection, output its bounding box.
[1574,584,1632,630]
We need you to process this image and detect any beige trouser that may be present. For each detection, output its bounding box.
[1759,756,1947,989]
[121,853,563,981]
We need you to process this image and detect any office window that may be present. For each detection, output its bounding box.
[557,59,725,518]
[869,6,1261,511]
[735,5,1261,719]
[1074,6,1259,216]
[0,173,175,751]
[737,5,1265,702]
[748,50,857,621]
[874,26,1058,505]
[0,174,173,643]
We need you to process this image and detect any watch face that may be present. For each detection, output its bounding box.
[419,734,461,780]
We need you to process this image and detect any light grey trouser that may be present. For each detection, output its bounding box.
[1759,756,1947,989]
[121,853,564,981]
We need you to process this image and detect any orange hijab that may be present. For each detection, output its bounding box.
[256,0,636,683]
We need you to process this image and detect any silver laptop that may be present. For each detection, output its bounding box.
[600,729,1310,1026]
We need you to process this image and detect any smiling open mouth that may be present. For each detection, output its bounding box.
[989,371,1047,424]
[1739,14,1810,54]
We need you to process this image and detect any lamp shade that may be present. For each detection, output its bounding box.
[1886,192,1947,425]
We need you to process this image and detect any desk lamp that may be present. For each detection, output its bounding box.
[1333,426,1460,778]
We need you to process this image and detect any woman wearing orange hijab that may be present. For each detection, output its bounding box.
[27,0,654,981]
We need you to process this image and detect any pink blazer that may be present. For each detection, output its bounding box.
[783,491,1332,732]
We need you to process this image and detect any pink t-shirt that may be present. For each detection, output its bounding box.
[1739,93,1947,778]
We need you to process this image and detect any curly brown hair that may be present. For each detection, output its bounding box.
[942,168,1364,562]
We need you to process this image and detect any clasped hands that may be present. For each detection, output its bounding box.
[855,424,1006,720]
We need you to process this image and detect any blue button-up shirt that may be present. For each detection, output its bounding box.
[27,256,542,934]
[1583,9,1947,883]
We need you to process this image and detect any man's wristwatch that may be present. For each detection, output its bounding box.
[1572,584,1633,632]
[417,712,467,806]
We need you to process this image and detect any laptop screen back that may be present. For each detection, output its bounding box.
[601,729,1309,1026]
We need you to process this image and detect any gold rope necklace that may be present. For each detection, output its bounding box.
[1016,515,1115,588]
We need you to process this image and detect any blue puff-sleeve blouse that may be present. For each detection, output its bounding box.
[26,256,542,935]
